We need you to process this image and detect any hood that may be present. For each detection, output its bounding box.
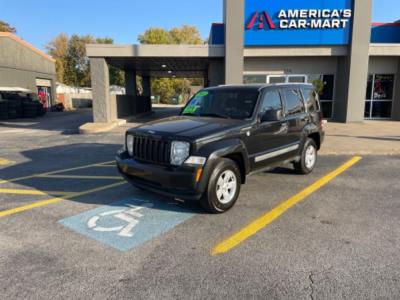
[130,116,247,141]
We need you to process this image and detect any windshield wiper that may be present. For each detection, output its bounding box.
[200,113,231,119]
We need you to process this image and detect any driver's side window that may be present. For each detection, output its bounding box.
[260,90,283,114]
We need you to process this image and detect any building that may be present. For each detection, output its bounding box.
[0,32,56,106]
[87,0,400,124]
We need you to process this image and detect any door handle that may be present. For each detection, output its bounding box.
[280,123,288,129]
[275,123,288,135]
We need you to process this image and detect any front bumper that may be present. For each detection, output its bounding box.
[116,150,204,201]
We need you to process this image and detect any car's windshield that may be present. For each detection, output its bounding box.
[181,89,260,120]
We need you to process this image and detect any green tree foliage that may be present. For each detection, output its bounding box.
[169,25,203,44]
[138,28,171,44]
[151,78,191,104]
[0,20,16,33]
[138,25,204,103]
[46,34,124,87]
[45,33,68,83]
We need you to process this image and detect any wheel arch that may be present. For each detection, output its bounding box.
[196,138,250,188]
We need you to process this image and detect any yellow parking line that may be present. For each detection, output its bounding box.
[0,176,37,184]
[0,188,73,196]
[0,181,127,218]
[212,156,362,256]
[0,160,114,184]
[44,161,114,175]
[0,158,15,166]
[37,175,122,180]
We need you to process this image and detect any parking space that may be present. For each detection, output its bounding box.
[0,112,399,298]
[1,152,399,298]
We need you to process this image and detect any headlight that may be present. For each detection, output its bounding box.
[170,141,190,166]
[126,135,134,156]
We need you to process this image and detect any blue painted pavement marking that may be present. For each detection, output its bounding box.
[59,197,194,251]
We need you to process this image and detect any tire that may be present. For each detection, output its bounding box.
[0,100,8,120]
[7,109,17,119]
[9,99,23,118]
[293,138,318,174]
[200,158,241,214]
[23,102,38,118]
[37,105,47,117]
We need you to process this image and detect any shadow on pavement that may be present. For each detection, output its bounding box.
[0,142,204,213]
[0,109,93,135]
[327,134,400,142]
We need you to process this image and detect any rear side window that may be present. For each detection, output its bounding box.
[282,89,304,115]
[301,88,318,112]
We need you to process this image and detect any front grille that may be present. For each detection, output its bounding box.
[130,135,170,165]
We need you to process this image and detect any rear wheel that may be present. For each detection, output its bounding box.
[200,158,241,214]
[293,138,318,174]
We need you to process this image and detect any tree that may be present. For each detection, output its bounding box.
[45,33,68,83]
[46,34,124,87]
[138,25,204,103]
[0,21,16,33]
[138,28,171,44]
[169,25,203,45]
[63,34,94,87]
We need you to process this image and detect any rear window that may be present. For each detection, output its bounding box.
[282,89,304,115]
[301,88,318,112]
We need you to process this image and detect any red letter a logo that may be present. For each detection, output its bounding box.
[246,11,276,30]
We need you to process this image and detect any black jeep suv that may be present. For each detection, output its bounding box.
[116,84,324,213]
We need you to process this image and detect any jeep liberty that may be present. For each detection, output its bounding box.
[116,84,325,213]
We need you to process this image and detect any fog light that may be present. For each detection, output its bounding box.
[185,156,206,166]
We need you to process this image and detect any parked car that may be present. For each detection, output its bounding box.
[116,84,325,213]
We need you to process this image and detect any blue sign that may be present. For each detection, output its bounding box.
[59,197,194,251]
[245,0,353,46]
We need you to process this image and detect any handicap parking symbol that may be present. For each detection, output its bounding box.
[59,198,194,251]
[87,203,153,237]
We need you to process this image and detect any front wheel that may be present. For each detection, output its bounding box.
[293,138,318,174]
[200,158,241,214]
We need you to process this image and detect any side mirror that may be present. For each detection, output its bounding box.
[261,109,283,122]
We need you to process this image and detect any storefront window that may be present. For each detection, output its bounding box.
[268,76,286,84]
[373,74,394,100]
[371,101,392,118]
[365,74,394,119]
[366,75,373,99]
[243,75,266,84]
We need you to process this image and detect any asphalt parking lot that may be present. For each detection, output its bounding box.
[0,111,399,299]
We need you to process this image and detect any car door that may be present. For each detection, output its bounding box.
[246,88,291,170]
[280,87,308,158]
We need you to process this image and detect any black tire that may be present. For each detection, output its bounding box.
[23,102,38,118]
[0,100,8,119]
[7,109,17,119]
[293,138,318,174]
[9,99,23,118]
[37,105,47,116]
[200,158,241,214]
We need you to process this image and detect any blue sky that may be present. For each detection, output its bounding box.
[0,0,398,51]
